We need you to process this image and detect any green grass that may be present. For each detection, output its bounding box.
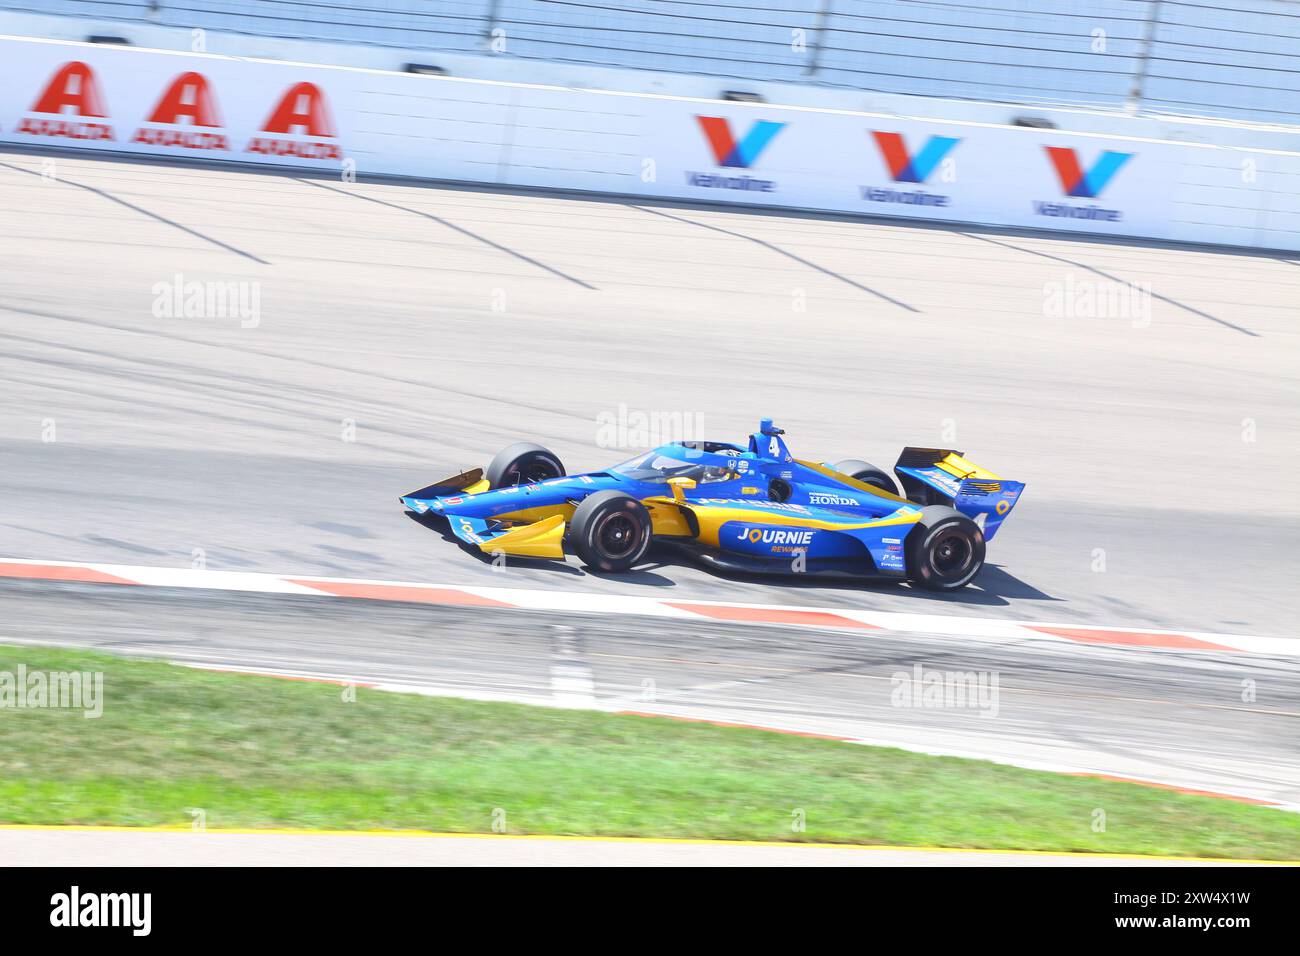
[1,644,1297,859]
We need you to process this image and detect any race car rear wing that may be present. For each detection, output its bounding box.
[894,448,1025,541]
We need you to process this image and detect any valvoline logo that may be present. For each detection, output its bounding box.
[687,116,785,193]
[861,130,959,209]
[15,61,115,141]
[696,116,784,168]
[1034,146,1134,223]
[1045,147,1132,198]
[871,131,959,183]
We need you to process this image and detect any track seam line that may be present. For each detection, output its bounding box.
[299,178,597,289]
[0,160,270,264]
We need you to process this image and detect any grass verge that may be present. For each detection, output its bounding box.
[0,644,1296,859]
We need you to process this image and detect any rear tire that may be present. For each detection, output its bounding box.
[485,442,565,489]
[569,491,652,573]
[833,458,900,496]
[905,505,986,591]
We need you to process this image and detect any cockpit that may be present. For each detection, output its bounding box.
[611,449,740,485]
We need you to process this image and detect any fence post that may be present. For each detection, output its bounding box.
[1127,0,1163,113]
[484,0,503,47]
[804,0,834,77]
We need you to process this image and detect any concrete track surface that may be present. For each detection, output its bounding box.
[1,147,1298,858]
[0,829,1276,867]
[1,146,1297,634]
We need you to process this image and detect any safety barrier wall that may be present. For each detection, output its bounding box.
[2,36,1297,252]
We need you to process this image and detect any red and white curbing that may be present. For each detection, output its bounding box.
[5,557,1295,810]
[2,558,1297,656]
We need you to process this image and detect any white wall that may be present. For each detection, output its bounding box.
[2,36,1297,252]
[5,9,1300,156]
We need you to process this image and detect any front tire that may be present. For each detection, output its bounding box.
[834,458,900,496]
[905,505,986,591]
[485,442,565,489]
[570,491,652,572]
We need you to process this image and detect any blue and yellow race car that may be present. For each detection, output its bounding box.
[400,420,1023,591]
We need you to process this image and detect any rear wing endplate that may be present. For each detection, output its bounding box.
[895,448,1024,541]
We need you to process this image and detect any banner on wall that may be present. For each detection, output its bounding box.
[0,43,349,168]
[0,36,1295,251]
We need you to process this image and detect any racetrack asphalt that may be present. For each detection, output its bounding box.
[0,146,1297,826]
